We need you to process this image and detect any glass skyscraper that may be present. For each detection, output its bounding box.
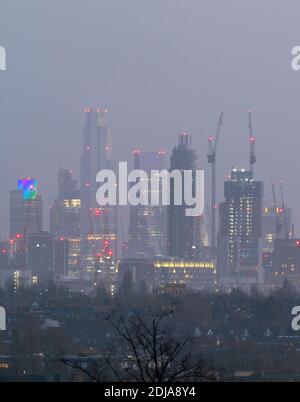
[128,150,167,257]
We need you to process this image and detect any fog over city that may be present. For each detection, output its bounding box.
[2,0,300,385]
[1,0,300,235]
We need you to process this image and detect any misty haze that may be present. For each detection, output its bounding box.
[1,0,300,386]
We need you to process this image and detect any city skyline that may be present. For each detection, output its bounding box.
[2,1,300,384]
[1,109,294,241]
[1,1,300,239]
[3,108,293,291]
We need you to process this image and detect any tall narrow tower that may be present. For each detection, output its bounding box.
[80,109,112,236]
[80,109,117,282]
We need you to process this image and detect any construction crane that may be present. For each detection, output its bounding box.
[248,111,256,176]
[279,181,289,240]
[207,112,224,256]
[271,180,283,239]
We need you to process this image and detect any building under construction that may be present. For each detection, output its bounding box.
[217,169,263,289]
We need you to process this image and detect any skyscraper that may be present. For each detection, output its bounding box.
[261,204,292,252]
[49,169,81,275]
[10,179,43,239]
[50,169,81,235]
[167,133,203,259]
[218,169,263,287]
[0,241,9,270]
[261,200,292,284]
[265,238,300,291]
[128,150,167,257]
[80,109,118,281]
[27,232,68,284]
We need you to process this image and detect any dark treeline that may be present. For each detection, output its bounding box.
[0,282,300,381]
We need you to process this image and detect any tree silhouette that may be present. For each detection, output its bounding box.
[60,306,216,382]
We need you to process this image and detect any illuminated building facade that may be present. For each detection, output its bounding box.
[128,150,167,257]
[153,258,216,292]
[218,169,263,287]
[261,204,291,284]
[118,257,216,293]
[50,169,81,275]
[267,238,300,291]
[261,205,292,252]
[0,268,32,290]
[10,181,43,239]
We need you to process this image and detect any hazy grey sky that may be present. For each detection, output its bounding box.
[1,0,300,237]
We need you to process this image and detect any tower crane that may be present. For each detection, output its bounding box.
[271,180,283,239]
[248,111,256,176]
[207,112,224,256]
[279,181,289,240]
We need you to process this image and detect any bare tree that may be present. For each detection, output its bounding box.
[59,355,114,382]
[60,306,216,382]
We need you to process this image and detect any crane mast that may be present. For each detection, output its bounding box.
[248,111,256,176]
[271,180,283,239]
[207,112,224,256]
[279,181,289,240]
